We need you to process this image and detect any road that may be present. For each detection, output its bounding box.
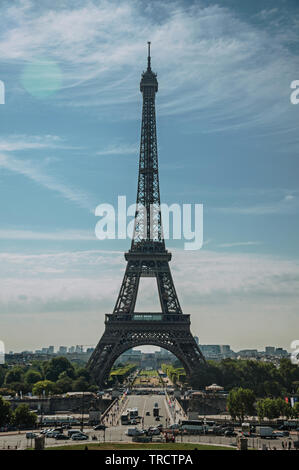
[0,393,298,450]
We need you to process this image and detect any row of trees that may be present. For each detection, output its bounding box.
[0,396,37,428]
[161,363,186,384]
[109,363,137,385]
[189,358,299,397]
[227,388,299,422]
[0,357,98,396]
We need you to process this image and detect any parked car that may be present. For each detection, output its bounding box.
[224,430,237,437]
[126,428,145,437]
[147,427,160,436]
[71,433,89,441]
[68,429,82,437]
[26,432,37,439]
[132,435,152,443]
[55,433,70,440]
[93,424,107,430]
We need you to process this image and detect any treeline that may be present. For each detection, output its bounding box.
[0,357,97,396]
[227,388,299,422]
[0,397,37,428]
[109,363,137,385]
[189,358,299,397]
[161,364,186,384]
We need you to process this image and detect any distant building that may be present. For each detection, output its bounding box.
[275,347,288,357]
[200,345,221,360]
[237,349,258,358]
[58,346,67,354]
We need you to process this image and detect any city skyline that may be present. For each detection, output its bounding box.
[1,0,299,352]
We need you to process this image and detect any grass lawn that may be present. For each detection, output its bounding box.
[46,442,235,451]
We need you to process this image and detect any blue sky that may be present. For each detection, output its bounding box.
[0,0,298,352]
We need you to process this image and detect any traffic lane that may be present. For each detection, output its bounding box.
[125,394,170,429]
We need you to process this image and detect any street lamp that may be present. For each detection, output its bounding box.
[81,392,85,432]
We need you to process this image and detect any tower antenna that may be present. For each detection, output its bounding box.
[147,41,151,70]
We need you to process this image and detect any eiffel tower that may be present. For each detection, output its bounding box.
[88,43,205,387]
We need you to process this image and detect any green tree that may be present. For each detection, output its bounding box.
[56,376,73,393]
[24,370,43,386]
[0,366,8,387]
[72,377,89,392]
[5,367,24,384]
[12,404,37,428]
[256,400,265,421]
[227,387,256,422]
[0,396,12,426]
[261,398,280,420]
[32,380,57,396]
[75,368,91,381]
[44,357,75,381]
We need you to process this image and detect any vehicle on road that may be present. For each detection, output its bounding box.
[93,424,107,430]
[146,411,150,416]
[169,423,180,430]
[224,430,237,437]
[132,435,152,443]
[68,429,82,437]
[126,428,145,437]
[55,433,70,440]
[180,420,205,434]
[147,427,160,436]
[71,433,89,441]
[273,432,285,438]
[26,432,37,439]
[121,412,129,425]
[256,426,276,439]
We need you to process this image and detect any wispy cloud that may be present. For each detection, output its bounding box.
[96,143,137,156]
[217,241,262,248]
[0,229,96,241]
[0,152,94,210]
[212,195,299,215]
[0,0,298,133]
[0,135,62,152]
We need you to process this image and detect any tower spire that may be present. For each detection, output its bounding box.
[147,41,151,70]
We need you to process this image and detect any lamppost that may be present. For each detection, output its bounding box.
[81,391,85,432]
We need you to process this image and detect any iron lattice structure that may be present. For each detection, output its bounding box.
[88,43,205,387]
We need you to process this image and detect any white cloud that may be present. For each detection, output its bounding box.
[0,229,95,241]
[0,0,298,132]
[212,195,299,215]
[96,143,137,156]
[0,135,62,152]
[1,248,298,349]
[217,241,262,248]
